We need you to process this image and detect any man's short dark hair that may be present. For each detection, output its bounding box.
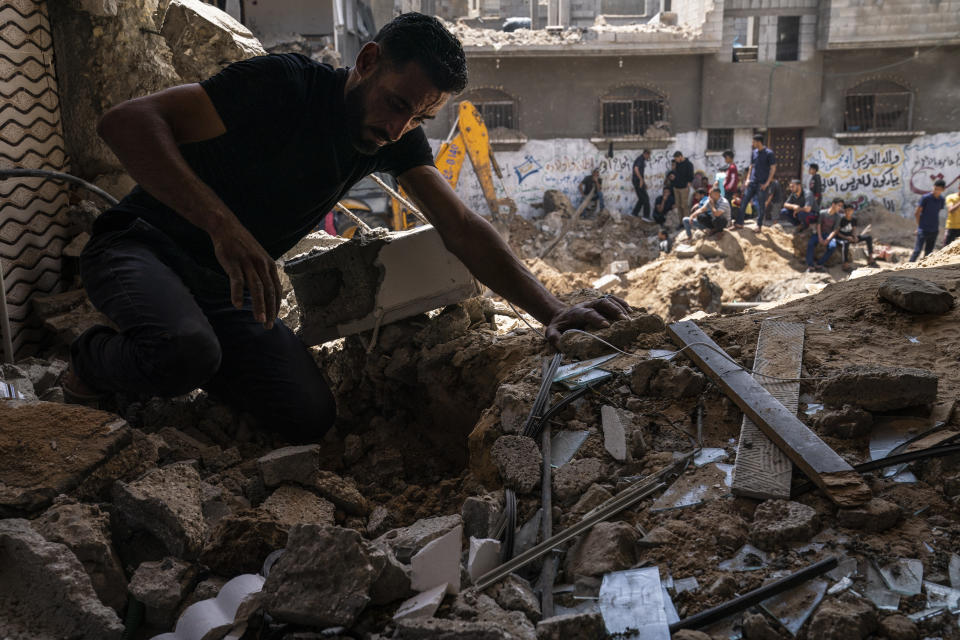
[790,178,801,185]
[722,150,734,159]
[753,134,765,143]
[673,151,683,158]
[844,203,855,210]
[696,188,708,196]
[374,13,468,94]
[832,197,845,205]
[809,163,819,171]
[643,148,651,155]
[934,179,947,188]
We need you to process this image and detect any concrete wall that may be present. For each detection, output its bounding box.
[245,0,334,46]
[432,131,757,217]
[811,47,960,138]
[424,54,704,140]
[803,132,960,215]
[819,0,960,49]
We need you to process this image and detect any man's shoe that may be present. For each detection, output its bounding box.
[61,365,107,403]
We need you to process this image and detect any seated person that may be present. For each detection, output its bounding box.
[682,186,730,240]
[653,186,675,225]
[779,179,816,227]
[836,203,878,270]
[806,198,844,272]
[578,168,604,213]
[663,171,677,191]
[691,187,709,213]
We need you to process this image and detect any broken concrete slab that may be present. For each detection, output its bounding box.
[366,541,414,606]
[393,583,448,622]
[467,537,501,584]
[32,500,127,613]
[629,358,670,395]
[374,514,463,564]
[112,463,207,559]
[159,573,265,640]
[0,399,130,514]
[160,0,266,83]
[262,524,379,627]
[260,485,336,528]
[74,429,164,502]
[558,315,665,360]
[814,404,874,439]
[411,524,462,595]
[552,458,607,505]
[286,226,483,345]
[535,612,606,640]
[600,405,628,461]
[566,521,639,577]
[591,273,622,292]
[0,518,124,639]
[878,276,954,314]
[450,588,537,639]
[394,617,505,639]
[127,556,199,628]
[818,365,938,412]
[461,494,502,540]
[837,498,902,532]
[749,500,820,550]
[491,435,542,493]
[199,511,288,576]
[806,593,878,639]
[487,574,542,623]
[649,364,706,398]
[314,470,369,515]
[256,444,319,488]
[569,483,613,517]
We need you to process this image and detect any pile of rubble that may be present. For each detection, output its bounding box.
[4,246,960,638]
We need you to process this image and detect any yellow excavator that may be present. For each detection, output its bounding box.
[391,100,516,230]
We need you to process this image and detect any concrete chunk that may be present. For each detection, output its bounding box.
[600,405,628,461]
[260,485,335,528]
[467,537,501,584]
[411,524,462,595]
[393,583,447,622]
[837,498,902,532]
[127,557,199,628]
[286,226,482,345]
[749,500,820,550]
[375,514,463,564]
[818,365,938,411]
[878,276,954,314]
[256,445,320,488]
[491,435,542,493]
[536,612,606,640]
[395,617,505,639]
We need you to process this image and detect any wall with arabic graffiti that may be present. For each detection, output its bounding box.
[431,130,756,218]
[803,133,960,215]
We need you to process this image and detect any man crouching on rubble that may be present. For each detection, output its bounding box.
[63,13,629,442]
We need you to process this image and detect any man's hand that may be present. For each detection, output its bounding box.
[210,218,282,329]
[545,295,631,350]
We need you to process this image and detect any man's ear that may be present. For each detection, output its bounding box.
[354,42,382,79]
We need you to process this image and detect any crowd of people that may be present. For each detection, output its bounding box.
[575,134,960,272]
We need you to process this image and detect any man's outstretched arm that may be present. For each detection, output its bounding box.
[96,84,281,328]
[398,165,630,348]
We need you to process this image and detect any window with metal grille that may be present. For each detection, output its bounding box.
[843,80,913,132]
[600,86,668,137]
[707,129,734,151]
[457,88,517,132]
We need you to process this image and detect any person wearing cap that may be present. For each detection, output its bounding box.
[806,197,844,272]
[734,134,776,231]
[672,150,695,221]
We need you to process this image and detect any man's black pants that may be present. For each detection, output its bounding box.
[631,180,650,218]
[72,218,336,443]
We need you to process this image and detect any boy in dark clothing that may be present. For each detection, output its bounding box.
[722,150,738,200]
[910,179,947,261]
[837,203,877,271]
[653,186,675,225]
[631,149,652,219]
[808,163,822,212]
[779,179,815,227]
[735,134,777,230]
[672,151,695,221]
[806,198,844,271]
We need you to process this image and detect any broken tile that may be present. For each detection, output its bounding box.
[393,583,447,622]
[865,562,901,611]
[718,544,768,571]
[673,577,699,594]
[693,448,728,466]
[411,524,462,595]
[550,431,590,468]
[907,607,945,623]
[600,406,628,462]
[924,581,960,611]
[760,578,828,636]
[650,463,733,512]
[950,553,960,590]
[879,558,923,596]
[826,556,858,581]
[598,567,670,640]
[827,576,853,595]
[467,537,500,584]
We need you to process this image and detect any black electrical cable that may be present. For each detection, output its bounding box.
[0,168,119,206]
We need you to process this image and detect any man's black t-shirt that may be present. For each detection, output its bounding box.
[837,215,858,238]
[632,155,646,185]
[673,158,694,188]
[94,54,434,269]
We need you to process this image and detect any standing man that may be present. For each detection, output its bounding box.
[734,134,776,231]
[631,149,652,220]
[672,150,694,222]
[806,198,843,272]
[808,163,823,213]
[943,186,960,247]
[61,13,630,442]
[721,149,738,199]
[910,179,946,262]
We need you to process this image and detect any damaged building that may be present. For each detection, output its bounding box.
[3,1,960,640]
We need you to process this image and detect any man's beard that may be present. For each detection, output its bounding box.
[344,78,380,156]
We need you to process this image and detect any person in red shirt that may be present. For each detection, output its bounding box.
[722,150,738,199]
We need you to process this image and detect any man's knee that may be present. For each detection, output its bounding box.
[273,384,337,444]
[145,323,222,396]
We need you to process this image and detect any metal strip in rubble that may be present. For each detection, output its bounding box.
[731,321,804,500]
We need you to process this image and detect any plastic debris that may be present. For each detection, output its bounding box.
[693,448,728,467]
[826,556,858,581]
[879,558,923,596]
[674,577,699,594]
[718,544,769,572]
[598,567,670,640]
[0,381,25,399]
[950,553,960,589]
[865,562,901,611]
[828,576,853,595]
[662,587,680,624]
[560,368,614,390]
[907,336,920,343]
[550,431,590,468]
[393,584,447,622]
[554,355,618,382]
[803,403,824,416]
[651,463,733,512]
[151,573,265,640]
[908,607,947,623]
[924,581,960,611]
[760,578,828,636]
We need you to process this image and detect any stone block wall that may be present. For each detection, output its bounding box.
[819,0,960,48]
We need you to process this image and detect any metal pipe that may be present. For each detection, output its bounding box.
[721,301,763,311]
[0,168,119,206]
[669,556,839,632]
[539,422,554,618]
[0,257,13,363]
